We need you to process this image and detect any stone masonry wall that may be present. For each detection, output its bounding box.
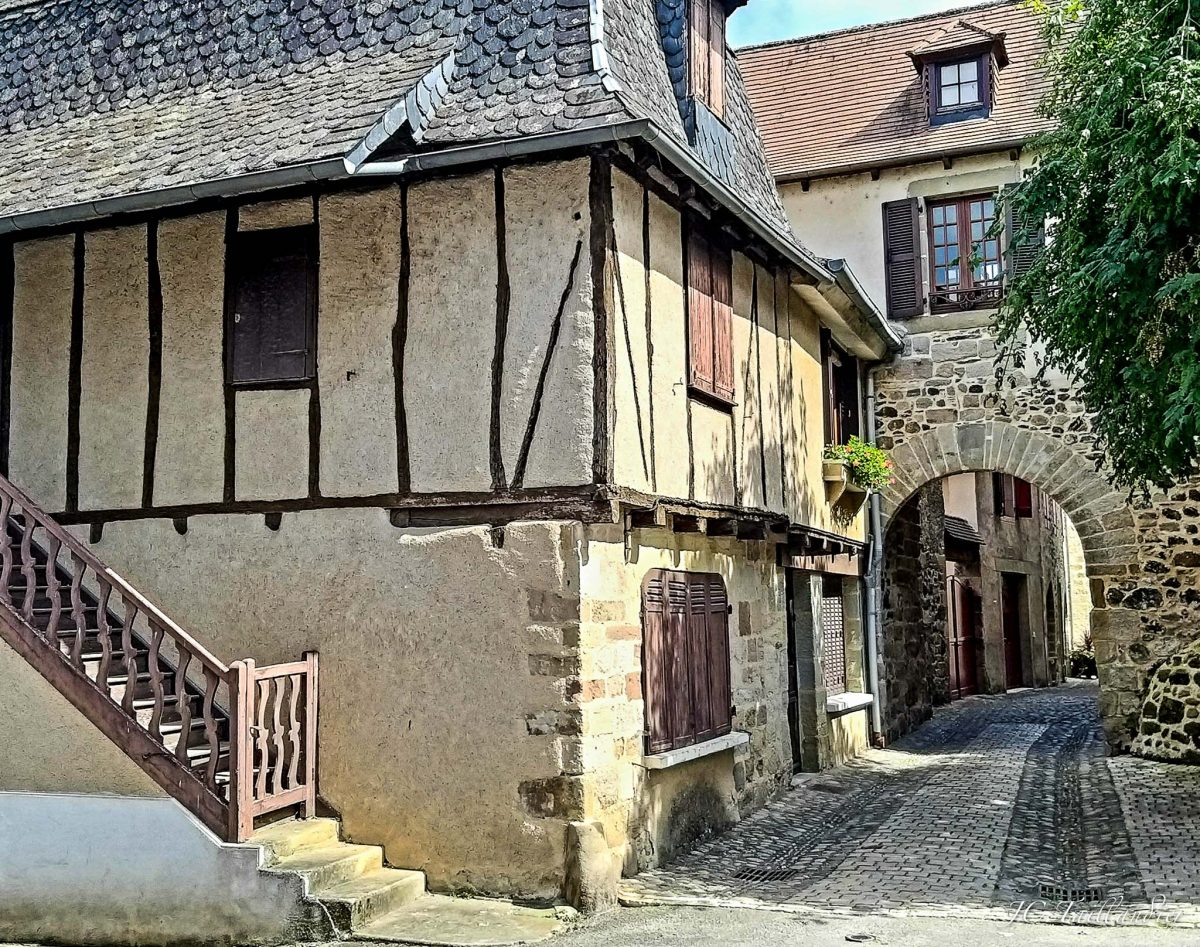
[874,316,1200,750]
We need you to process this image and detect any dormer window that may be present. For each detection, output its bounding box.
[936,58,983,114]
[908,20,1008,127]
[689,0,726,118]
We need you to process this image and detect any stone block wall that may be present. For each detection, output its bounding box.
[874,315,1200,749]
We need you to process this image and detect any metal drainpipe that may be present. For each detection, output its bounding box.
[864,367,886,742]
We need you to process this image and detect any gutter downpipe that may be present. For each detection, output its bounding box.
[865,367,886,743]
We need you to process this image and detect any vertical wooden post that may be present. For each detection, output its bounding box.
[228,658,255,842]
[303,650,319,819]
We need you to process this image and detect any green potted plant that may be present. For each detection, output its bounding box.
[823,437,894,509]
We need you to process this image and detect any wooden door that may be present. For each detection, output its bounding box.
[946,578,982,700]
[785,571,803,772]
[1001,574,1024,689]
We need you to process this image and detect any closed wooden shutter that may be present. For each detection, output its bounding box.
[688,0,710,105]
[229,226,316,385]
[882,198,924,319]
[711,245,734,402]
[688,231,714,393]
[1014,477,1033,518]
[641,569,732,754]
[707,0,726,118]
[1004,184,1045,281]
[821,578,847,695]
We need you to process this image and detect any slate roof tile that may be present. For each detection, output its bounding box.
[1,0,795,252]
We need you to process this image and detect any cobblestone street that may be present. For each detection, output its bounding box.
[621,682,1200,926]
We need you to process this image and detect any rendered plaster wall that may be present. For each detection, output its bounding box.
[0,792,323,946]
[780,150,1029,313]
[0,636,161,796]
[76,512,584,897]
[235,388,310,501]
[608,168,863,540]
[576,524,791,875]
[156,212,226,506]
[9,235,73,510]
[828,710,869,767]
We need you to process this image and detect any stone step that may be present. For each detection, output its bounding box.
[354,894,568,946]
[252,817,341,862]
[319,866,427,932]
[266,843,383,892]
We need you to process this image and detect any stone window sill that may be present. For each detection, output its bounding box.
[641,731,750,770]
[826,691,874,717]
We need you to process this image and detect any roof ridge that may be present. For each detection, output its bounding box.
[734,0,1021,54]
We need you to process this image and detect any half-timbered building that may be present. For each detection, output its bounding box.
[0,0,898,938]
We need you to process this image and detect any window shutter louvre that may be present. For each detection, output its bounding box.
[688,0,709,105]
[641,571,672,754]
[881,198,924,319]
[666,573,694,749]
[707,0,725,117]
[687,574,715,744]
[711,247,734,402]
[1004,184,1045,281]
[704,574,732,737]
[688,232,715,393]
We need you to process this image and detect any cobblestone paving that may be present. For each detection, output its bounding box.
[621,683,1200,925]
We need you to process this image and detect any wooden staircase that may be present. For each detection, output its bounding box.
[0,473,318,841]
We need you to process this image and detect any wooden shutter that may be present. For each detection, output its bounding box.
[1004,184,1045,281]
[688,0,710,105]
[702,574,732,738]
[711,245,734,402]
[707,0,726,117]
[666,573,694,749]
[1014,477,1033,518]
[229,226,316,385]
[642,572,673,754]
[688,231,714,394]
[882,198,924,319]
[687,574,715,744]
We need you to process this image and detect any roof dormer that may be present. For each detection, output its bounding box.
[657,0,748,129]
[908,20,1009,126]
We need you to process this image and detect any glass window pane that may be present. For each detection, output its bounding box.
[932,206,944,225]
[947,266,959,285]
[934,246,947,265]
[935,267,947,287]
[960,60,978,82]
[983,199,995,219]
[946,224,957,244]
[971,221,984,241]
[960,81,979,103]
[942,86,960,106]
[945,205,958,223]
[940,63,959,85]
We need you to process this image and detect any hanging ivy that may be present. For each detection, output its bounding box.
[998,0,1200,491]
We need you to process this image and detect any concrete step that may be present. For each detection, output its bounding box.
[319,866,427,931]
[354,894,569,946]
[266,843,383,892]
[252,817,341,862]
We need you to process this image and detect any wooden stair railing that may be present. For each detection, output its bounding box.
[0,473,317,842]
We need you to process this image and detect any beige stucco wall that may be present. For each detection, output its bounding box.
[608,168,864,542]
[577,524,791,874]
[79,226,149,510]
[9,235,73,510]
[317,187,401,497]
[0,636,161,796]
[235,388,310,501]
[156,212,226,506]
[781,150,1030,318]
[77,512,582,896]
[828,709,870,768]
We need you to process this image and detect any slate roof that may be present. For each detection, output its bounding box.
[738,0,1052,181]
[0,0,790,240]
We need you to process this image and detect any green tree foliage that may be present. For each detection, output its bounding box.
[999,0,1200,490]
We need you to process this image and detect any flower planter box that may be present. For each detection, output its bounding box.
[823,459,869,514]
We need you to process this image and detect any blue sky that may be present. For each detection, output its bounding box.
[728,0,999,48]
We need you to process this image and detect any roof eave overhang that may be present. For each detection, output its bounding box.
[774,137,1031,187]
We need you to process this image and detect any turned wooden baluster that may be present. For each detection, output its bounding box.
[254,678,269,801]
[19,511,35,624]
[121,600,139,714]
[173,648,193,763]
[68,554,86,667]
[200,666,222,792]
[270,677,286,795]
[286,673,303,790]
[147,620,166,739]
[0,493,13,606]
[95,578,114,693]
[44,536,63,642]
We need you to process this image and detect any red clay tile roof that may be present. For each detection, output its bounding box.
[737,0,1053,182]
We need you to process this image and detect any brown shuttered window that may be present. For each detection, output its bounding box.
[1003,183,1046,282]
[1014,477,1034,518]
[227,225,317,386]
[689,0,726,119]
[687,229,734,406]
[821,331,860,446]
[642,569,732,755]
[820,577,847,695]
[881,197,924,319]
